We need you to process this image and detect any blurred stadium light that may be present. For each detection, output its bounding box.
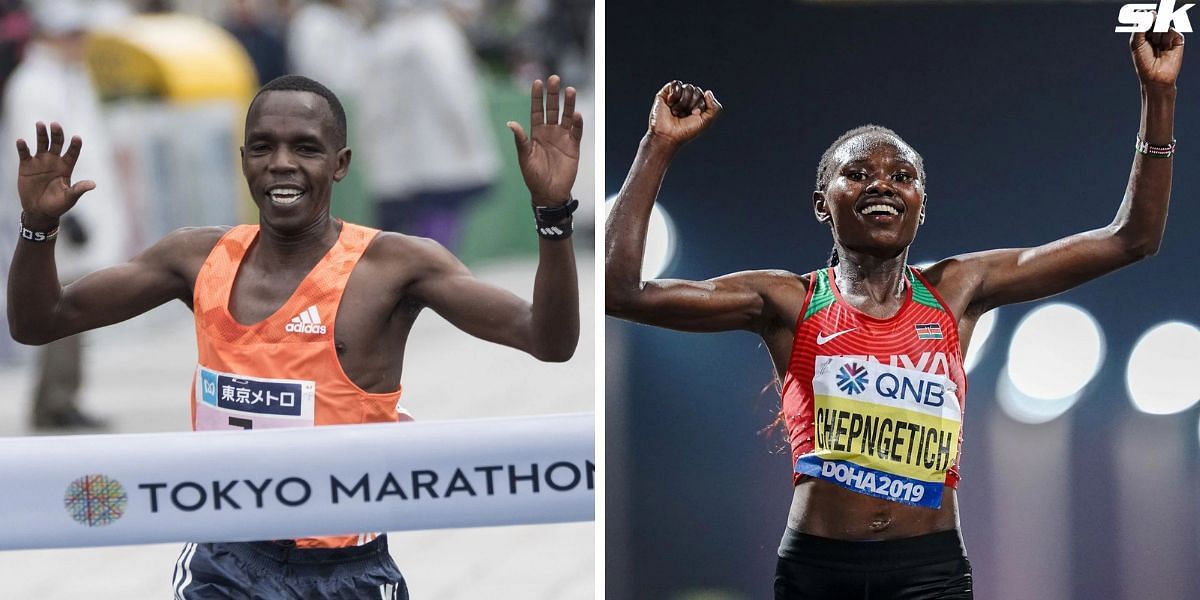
[1006,303,1104,401]
[1126,321,1200,415]
[996,366,1083,425]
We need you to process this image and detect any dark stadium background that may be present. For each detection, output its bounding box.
[604,2,1200,599]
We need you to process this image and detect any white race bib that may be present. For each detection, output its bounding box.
[795,355,962,508]
[195,365,316,430]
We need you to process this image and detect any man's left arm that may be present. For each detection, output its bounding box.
[409,75,582,361]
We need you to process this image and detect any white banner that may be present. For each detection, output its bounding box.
[0,413,594,550]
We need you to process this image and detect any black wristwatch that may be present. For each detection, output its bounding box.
[532,199,579,240]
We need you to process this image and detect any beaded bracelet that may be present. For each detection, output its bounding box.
[1135,136,1176,158]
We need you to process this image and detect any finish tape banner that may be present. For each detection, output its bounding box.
[0,413,594,550]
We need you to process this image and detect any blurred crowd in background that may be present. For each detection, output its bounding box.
[0,0,594,430]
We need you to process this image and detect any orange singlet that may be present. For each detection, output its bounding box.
[190,222,412,548]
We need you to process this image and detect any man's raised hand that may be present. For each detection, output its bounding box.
[15,122,94,229]
[647,80,722,146]
[507,75,584,207]
[1131,23,1185,88]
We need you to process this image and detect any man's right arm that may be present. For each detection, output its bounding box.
[9,226,214,345]
[8,121,214,344]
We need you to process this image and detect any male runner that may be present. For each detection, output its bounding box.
[9,74,582,598]
[606,30,1181,599]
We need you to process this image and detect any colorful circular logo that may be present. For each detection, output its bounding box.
[64,474,128,527]
[836,362,869,395]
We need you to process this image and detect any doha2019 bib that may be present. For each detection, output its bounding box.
[795,355,961,509]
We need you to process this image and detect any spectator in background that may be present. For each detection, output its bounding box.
[3,0,127,430]
[286,0,366,97]
[536,0,591,88]
[0,0,29,365]
[450,0,592,92]
[0,0,30,111]
[224,0,289,85]
[136,0,174,13]
[357,0,499,251]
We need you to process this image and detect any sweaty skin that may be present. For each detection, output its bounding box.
[9,75,584,394]
[606,31,1183,541]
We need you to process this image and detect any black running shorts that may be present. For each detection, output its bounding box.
[171,535,408,599]
[774,528,972,600]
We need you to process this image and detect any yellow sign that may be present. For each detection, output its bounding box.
[86,14,256,103]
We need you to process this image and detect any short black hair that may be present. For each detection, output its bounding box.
[814,124,925,191]
[247,75,347,147]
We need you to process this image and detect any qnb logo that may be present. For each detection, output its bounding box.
[64,474,128,527]
[836,362,869,395]
[285,305,327,334]
[1116,0,1194,32]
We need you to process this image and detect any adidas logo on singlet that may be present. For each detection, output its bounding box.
[285,305,327,335]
